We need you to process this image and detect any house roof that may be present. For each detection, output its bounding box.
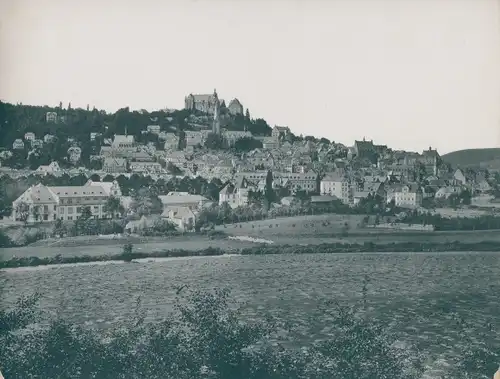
[274,126,290,132]
[113,135,135,145]
[165,206,196,220]
[189,94,216,102]
[311,195,339,203]
[103,157,127,165]
[86,180,116,196]
[322,173,347,182]
[48,184,108,197]
[19,184,58,204]
[158,194,208,205]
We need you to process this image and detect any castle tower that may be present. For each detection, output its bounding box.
[212,89,221,135]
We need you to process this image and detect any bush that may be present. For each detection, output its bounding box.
[0,287,497,378]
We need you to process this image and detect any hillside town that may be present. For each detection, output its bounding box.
[0,90,498,237]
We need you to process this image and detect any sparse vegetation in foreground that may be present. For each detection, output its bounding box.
[0,286,497,379]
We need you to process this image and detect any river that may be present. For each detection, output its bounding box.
[1,251,499,378]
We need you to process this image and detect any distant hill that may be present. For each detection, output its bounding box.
[442,148,500,170]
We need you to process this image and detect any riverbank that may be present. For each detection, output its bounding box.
[2,240,500,269]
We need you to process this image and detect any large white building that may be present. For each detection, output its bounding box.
[386,184,423,208]
[12,180,122,223]
[320,173,353,205]
[219,177,255,208]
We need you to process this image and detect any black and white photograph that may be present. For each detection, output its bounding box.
[0,0,499,378]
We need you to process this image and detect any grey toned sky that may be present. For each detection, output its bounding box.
[1,0,499,154]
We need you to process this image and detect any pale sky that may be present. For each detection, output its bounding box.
[1,0,499,154]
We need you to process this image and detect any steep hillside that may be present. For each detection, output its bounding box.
[442,148,500,170]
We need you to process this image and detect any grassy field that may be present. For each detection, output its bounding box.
[4,213,500,262]
[214,213,367,237]
[0,235,253,261]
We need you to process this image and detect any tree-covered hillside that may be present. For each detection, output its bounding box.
[0,101,273,169]
[442,148,500,170]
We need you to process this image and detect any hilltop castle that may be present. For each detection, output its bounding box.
[184,90,244,116]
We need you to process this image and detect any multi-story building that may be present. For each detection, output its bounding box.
[146,125,161,134]
[13,139,25,150]
[271,126,290,140]
[219,177,255,209]
[320,173,353,204]
[164,134,179,151]
[386,184,422,208]
[111,134,135,149]
[184,90,223,114]
[46,112,58,123]
[12,180,122,223]
[184,131,204,147]
[223,131,252,147]
[262,137,279,150]
[102,157,127,173]
[158,192,209,214]
[31,139,43,149]
[418,147,440,176]
[44,134,55,143]
[36,161,61,176]
[24,132,35,141]
[234,170,318,193]
[129,161,163,174]
[67,146,82,164]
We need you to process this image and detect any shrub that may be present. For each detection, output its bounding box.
[0,287,497,378]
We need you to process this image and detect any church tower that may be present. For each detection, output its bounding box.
[212,88,221,135]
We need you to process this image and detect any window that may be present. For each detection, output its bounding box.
[68,216,73,220]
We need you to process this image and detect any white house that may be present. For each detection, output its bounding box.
[435,186,462,200]
[12,181,123,223]
[36,161,61,175]
[387,184,423,208]
[146,125,161,134]
[164,134,179,151]
[31,139,43,149]
[44,134,55,143]
[158,192,209,214]
[320,173,352,204]
[24,132,35,141]
[67,146,82,164]
[219,177,255,209]
[162,206,196,231]
[46,111,58,123]
[184,131,203,147]
[129,161,163,174]
[12,139,25,150]
[112,134,135,149]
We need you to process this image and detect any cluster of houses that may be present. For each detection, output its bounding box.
[4,92,497,231]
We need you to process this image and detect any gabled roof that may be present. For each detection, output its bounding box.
[19,184,58,203]
[165,206,196,220]
[311,195,339,203]
[48,184,108,197]
[158,194,208,205]
[113,135,135,144]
